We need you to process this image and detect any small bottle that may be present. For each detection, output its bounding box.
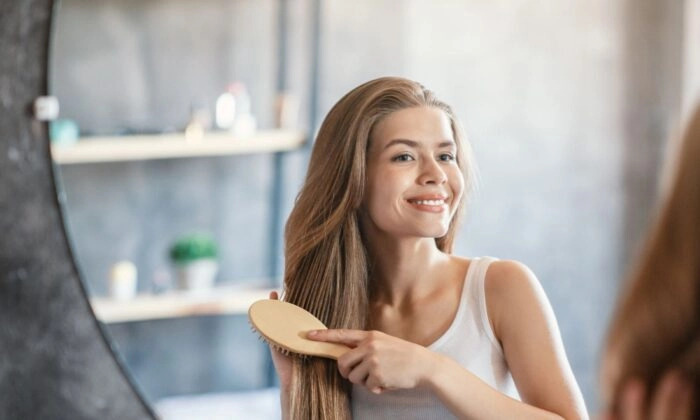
[109,260,138,300]
[230,82,257,136]
[185,100,210,142]
[215,84,237,130]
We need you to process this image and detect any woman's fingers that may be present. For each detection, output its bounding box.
[649,371,679,420]
[346,358,371,385]
[674,378,694,420]
[269,290,279,300]
[619,379,645,420]
[337,346,369,378]
[306,328,369,346]
[365,374,385,395]
[649,371,693,420]
[617,372,694,420]
[344,356,385,395]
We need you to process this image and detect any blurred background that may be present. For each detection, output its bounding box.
[48,0,700,418]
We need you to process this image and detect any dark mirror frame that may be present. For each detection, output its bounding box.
[0,1,156,418]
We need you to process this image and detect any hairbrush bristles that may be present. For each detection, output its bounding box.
[249,319,307,359]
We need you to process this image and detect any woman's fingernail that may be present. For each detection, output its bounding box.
[307,330,318,337]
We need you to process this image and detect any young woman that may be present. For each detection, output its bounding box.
[600,105,700,419]
[271,77,588,419]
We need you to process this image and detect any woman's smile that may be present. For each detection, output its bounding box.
[406,194,449,213]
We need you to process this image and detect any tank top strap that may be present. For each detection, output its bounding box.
[467,256,505,356]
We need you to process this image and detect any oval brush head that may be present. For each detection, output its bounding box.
[248,299,350,360]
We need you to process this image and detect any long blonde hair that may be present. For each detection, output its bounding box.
[282,77,476,419]
[604,105,700,415]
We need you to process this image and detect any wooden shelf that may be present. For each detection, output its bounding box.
[51,129,306,164]
[90,285,275,323]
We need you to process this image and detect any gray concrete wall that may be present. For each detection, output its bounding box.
[50,0,683,410]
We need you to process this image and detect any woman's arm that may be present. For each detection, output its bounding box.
[482,260,588,419]
[309,325,582,419]
[425,352,569,419]
[308,260,588,419]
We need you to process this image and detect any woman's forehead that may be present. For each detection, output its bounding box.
[371,107,454,148]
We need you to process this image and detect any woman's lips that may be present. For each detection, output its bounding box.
[406,197,448,213]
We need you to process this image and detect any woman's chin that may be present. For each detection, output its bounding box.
[415,226,450,239]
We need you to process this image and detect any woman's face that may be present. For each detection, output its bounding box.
[363,106,465,240]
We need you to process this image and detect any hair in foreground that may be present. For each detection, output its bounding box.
[605,105,700,415]
[282,77,476,419]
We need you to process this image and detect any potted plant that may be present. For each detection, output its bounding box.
[169,233,219,292]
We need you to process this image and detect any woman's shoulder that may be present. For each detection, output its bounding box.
[444,256,542,292]
[484,259,544,302]
[486,259,537,284]
[481,259,551,337]
[447,256,536,282]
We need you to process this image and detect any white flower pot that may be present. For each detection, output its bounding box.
[175,259,218,292]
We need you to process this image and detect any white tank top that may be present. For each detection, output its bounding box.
[351,257,519,419]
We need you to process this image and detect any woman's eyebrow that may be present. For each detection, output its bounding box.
[383,139,456,150]
[384,138,418,149]
[437,140,456,148]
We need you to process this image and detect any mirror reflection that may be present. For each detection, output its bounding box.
[49,0,303,417]
[49,0,695,418]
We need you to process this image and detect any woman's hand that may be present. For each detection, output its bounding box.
[600,370,694,420]
[267,291,293,389]
[307,328,438,394]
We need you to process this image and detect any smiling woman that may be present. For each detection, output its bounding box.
[276,77,589,420]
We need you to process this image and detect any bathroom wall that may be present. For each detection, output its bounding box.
[51,0,684,409]
[317,0,682,409]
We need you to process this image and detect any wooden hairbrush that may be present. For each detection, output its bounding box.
[248,299,351,359]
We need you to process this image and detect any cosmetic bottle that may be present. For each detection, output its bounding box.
[230,82,257,136]
[215,84,237,130]
[109,260,138,300]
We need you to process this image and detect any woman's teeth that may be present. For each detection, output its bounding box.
[412,199,445,206]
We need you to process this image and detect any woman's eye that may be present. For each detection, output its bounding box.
[439,153,455,162]
[392,153,414,162]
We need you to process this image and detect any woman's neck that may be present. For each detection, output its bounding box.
[366,234,450,306]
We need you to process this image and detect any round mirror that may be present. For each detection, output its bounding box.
[46,0,685,417]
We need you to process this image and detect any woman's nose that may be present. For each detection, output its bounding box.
[417,158,447,185]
